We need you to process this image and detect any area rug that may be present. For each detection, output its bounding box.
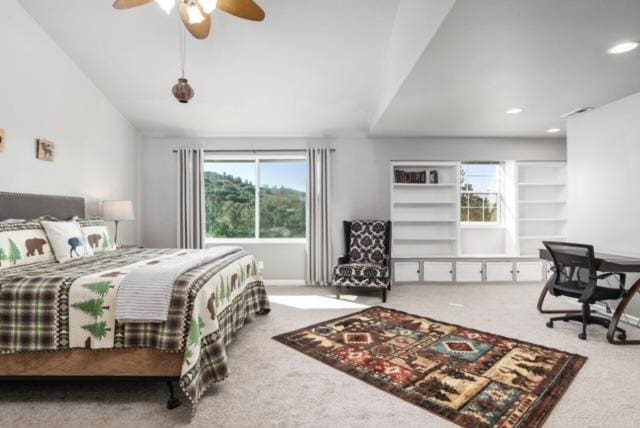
[273,306,586,428]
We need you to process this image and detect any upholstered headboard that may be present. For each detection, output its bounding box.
[0,192,85,220]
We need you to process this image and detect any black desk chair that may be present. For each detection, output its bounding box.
[544,241,627,341]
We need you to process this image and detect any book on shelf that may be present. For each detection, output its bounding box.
[394,169,427,184]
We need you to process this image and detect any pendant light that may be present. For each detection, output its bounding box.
[172,25,195,103]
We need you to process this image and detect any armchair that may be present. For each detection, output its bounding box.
[333,220,392,302]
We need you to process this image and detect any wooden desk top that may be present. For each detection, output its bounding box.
[539,248,640,273]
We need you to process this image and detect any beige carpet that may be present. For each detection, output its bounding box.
[1,283,638,427]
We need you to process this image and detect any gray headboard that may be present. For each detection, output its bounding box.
[0,192,86,220]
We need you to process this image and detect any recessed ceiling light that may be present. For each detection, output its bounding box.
[607,41,639,54]
[547,128,561,134]
[506,107,523,115]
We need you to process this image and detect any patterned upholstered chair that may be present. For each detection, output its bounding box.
[333,220,392,302]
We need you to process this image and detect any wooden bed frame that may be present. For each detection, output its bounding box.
[0,192,183,408]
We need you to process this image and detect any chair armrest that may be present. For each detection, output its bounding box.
[337,255,350,265]
[597,272,626,287]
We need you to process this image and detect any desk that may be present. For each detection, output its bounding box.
[538,248,640,345]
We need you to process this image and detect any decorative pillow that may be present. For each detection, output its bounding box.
[349,220,387,265]
[78,218,116,253]
[0,221,55,270]
[40,220,94,263]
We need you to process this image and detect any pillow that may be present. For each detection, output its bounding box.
[78,218,116,253]
[0,218,26,224]
[40,220,94,263]
[0,222,55,270]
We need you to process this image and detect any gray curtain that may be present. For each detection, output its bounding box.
[176,149,205,249]
[306,148,332,285]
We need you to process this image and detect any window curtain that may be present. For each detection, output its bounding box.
[306,148,332,285]
[176,148,205,249]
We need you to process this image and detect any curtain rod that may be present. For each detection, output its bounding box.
[172,148,335,153]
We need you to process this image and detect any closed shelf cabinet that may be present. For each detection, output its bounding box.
[456,262,483,282]
[394,261,421,283]
[516,261,544,282]
[485,262,514,282]
[424,262,454,282]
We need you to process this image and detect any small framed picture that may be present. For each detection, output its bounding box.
[0,129,5,152]
[36,138,55,161]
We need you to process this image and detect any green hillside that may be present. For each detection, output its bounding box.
[205,171,306,238]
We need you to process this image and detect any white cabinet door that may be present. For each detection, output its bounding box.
[424,262,453,282]
[516,262,544,282]
[455,262,483,282]
[394,261,420,282]
[485,262,514,282]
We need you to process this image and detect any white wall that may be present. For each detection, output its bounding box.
[140,136,565,281]
[567,92,640,315]
[0,0,140,244]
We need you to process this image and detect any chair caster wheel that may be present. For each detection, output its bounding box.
[618,333,627,341]
[167,397,181,410]
[578,333,587,340]
[546,321,553,328]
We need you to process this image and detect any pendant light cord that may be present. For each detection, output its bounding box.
[179,14,187,78]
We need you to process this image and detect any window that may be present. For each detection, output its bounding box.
[460,163,502,223]
[204,157,307,240]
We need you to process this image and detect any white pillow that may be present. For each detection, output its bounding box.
[41,220,94,263]
[78,218,116,253]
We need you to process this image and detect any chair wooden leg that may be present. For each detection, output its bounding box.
[336,285,341,300]
[381,288,387,303]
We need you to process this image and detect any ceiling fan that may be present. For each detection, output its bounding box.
[113,0,265,39]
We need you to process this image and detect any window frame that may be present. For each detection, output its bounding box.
[204,153,307,244]
[460,162,504,227]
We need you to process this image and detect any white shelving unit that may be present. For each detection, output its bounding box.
[391,162,461,258]
[516,162,567,255]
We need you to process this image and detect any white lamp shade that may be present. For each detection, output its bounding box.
[102,200,135,221]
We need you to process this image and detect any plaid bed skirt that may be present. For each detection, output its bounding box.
[180,280,270,406]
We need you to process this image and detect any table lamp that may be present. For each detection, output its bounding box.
[102,200,135,246]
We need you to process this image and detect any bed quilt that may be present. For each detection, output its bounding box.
[0,248,270,406]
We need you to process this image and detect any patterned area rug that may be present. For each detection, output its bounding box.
[273,307,586,427]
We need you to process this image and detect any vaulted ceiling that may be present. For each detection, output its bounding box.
[19,0,640,138]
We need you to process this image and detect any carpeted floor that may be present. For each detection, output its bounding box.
[1,283,638,427]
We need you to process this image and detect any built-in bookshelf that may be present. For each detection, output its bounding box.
[390,162,460,258]
[517,162,567,255]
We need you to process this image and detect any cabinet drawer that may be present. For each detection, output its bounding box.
[516,261,544,282]
[424,262,453,282]
[486,262,514,282]
[394,261,421,282]
[455,262,483,282]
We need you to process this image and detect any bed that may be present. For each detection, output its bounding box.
[0,192,270,409]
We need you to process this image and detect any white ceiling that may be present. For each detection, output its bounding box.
[370,0,640,138]
[18,0,640,138]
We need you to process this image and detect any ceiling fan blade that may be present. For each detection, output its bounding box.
[179,2,212,39]
[113,0,154,9]
[217,0,265,21]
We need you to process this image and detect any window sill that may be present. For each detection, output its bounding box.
[206,238,306,245]
[460,223,505,229]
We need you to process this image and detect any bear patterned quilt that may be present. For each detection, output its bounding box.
[0,247,270,407]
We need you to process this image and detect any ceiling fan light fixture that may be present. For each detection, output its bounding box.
[199,0,217,14]
[187,2,206,23]
[155,0,175,14]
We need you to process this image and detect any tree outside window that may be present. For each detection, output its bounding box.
[460,163,502,223]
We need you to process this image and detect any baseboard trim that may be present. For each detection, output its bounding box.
[263,280,307,286]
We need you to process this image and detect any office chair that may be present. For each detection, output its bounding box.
[544,241,627,341]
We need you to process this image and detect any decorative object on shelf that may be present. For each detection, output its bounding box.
[0,129,5,152]
[274,306,587,428]
[113,0,265,40]
[36,139,55,161]
[429,169,439,184]
[172,26,195,103]
[101,200,135,247]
